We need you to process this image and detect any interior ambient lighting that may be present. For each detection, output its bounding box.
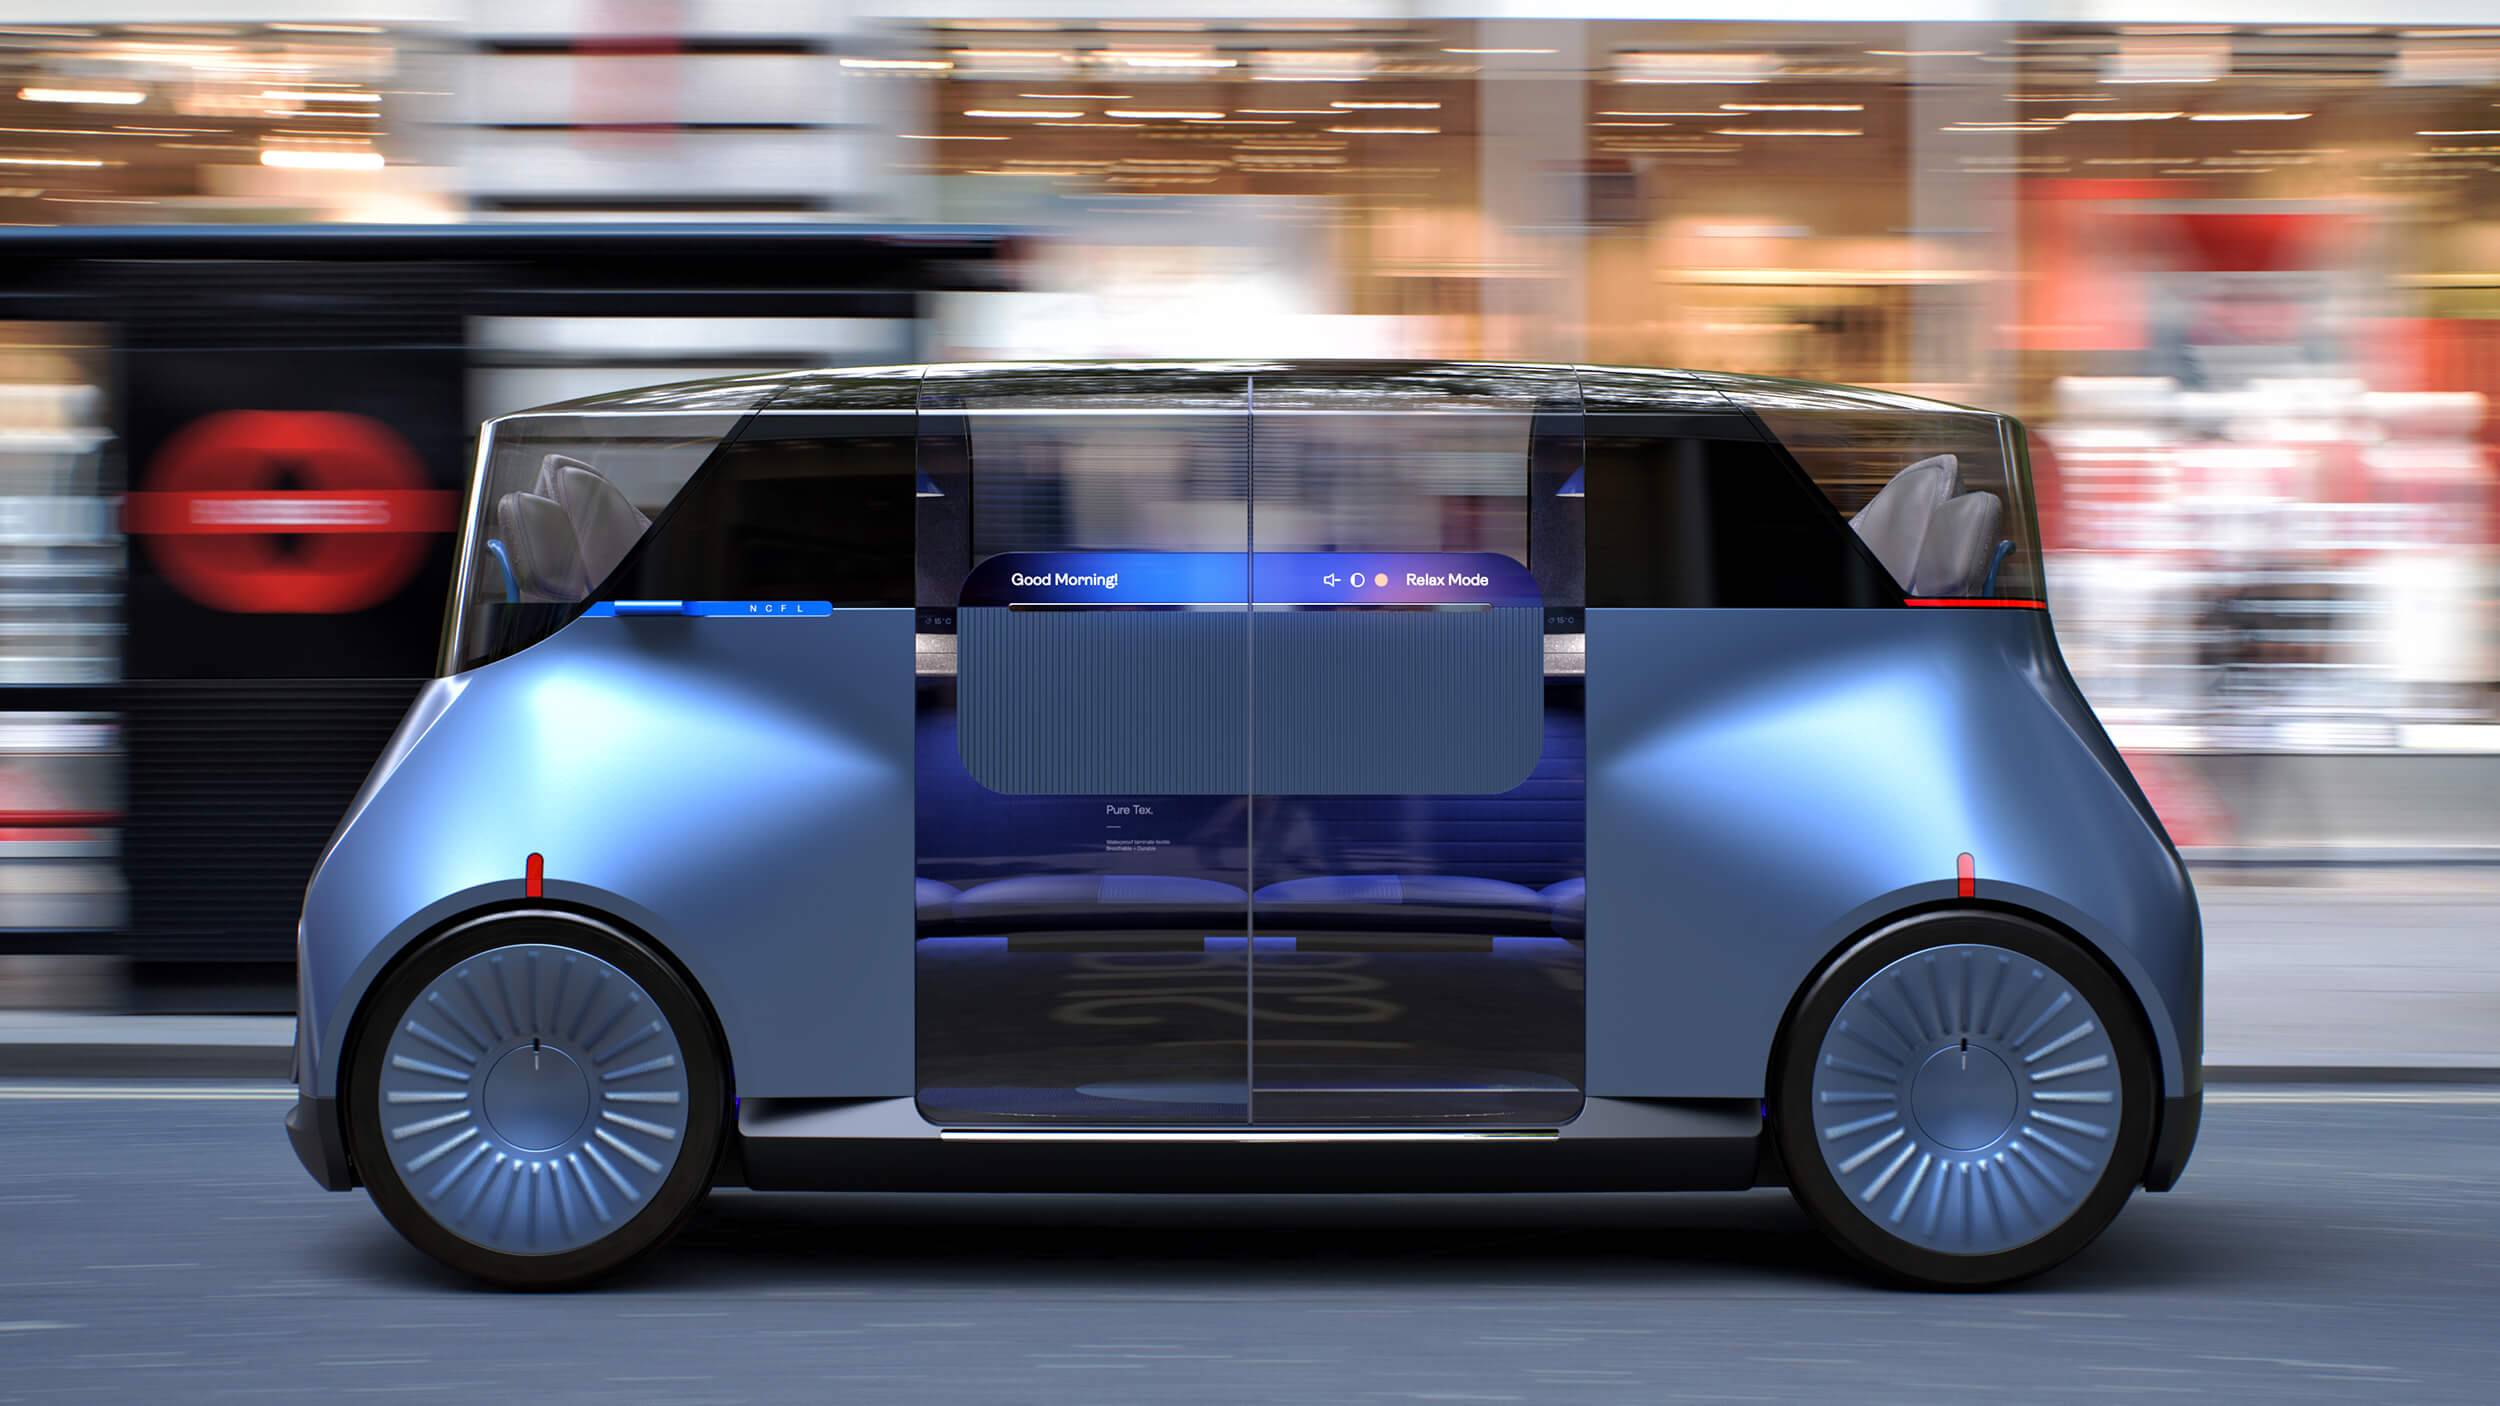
[2418,128,2500,135]
[1868,49,1983,57]
[1331,100,1441,109]
[1721,102,1862,112]
[260,147,383,170]
[1325,125,1439,135]
[1443,48,1557,55]
[899,133,1008,140]
[1103,108,1225,119]
[0,153,105,166]
[1020,93,1129,100]
[2191,112,2312,122]
[2063,110,2182,121]
[964,108,1082,119]
[1711,127,1862,137]
[262,90,379,102]
[840,57,952,71]
[19,86,145,104]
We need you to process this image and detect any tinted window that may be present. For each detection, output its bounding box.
[946,377,1253,796]
[600,413,914,607]
[1585,428,1900,609]
[1699,374,2042,601]
[1249,371,1542,560]
[444,378,918,674]
[445,405,760,673]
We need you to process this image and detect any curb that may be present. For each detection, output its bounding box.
[0,1044,292,1081]
[2185,846,2500,867]
[2203,1063,2500,1087]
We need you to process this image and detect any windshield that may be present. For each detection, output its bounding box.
[1700,374,2045,602]
[441,384,775,674]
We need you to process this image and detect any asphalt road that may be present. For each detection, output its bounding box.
[0,1087,2494,1404]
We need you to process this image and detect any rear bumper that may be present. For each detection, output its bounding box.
[285,1095,355,1191]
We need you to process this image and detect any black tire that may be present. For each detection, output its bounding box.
[345,911,727,1289]
[1772,911,2157,1290]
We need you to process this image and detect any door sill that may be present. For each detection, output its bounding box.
[938,1128,1560,1144]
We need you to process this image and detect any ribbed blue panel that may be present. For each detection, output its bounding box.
[1252,606,1542,795]
[958,606,1248,794]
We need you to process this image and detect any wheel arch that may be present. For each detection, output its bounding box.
[1763,897,2174,1186]
[329,899,739,1187]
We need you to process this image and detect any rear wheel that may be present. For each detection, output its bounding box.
[1773,912,2155,1289]
[345,913,725,1289]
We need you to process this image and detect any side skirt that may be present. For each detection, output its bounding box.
[734,1096,1763,1194]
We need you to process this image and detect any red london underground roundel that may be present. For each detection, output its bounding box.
[123,410,458,615]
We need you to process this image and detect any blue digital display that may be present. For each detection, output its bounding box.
[958,552,1245,606]
[1253,552,1539,608]
[958,551,1539,608]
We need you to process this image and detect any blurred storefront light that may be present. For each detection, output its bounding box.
[0,11,2494,775]
[17,87,145,105]
[258,147,381,170]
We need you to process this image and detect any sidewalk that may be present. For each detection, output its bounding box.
[2197,867,2500,1080]
[2,867,2495,1083]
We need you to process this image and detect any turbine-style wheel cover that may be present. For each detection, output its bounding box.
[373,942,692,1257]
[1808,942,2123,1257]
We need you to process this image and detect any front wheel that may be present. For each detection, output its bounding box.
[345,913,726,1289]
[1773,913,2156,1289]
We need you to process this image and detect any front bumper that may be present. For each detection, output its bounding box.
[285,1095,355,1191]
[2144,1084,2203,1192]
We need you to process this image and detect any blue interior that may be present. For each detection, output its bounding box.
[916,685,1585,937]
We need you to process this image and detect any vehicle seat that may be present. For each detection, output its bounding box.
[915,878,961,922]
[492,491,590,601]
[533,454,651,589]
[1848,453,1957,589]
[942,873,1249,934]
[1254,874,1550,934]
[1909,491,2003,597]
[1541,877,1585,938]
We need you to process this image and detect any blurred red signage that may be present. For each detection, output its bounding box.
[123,410,457,614]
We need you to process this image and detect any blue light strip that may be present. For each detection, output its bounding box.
[582,600,834,618]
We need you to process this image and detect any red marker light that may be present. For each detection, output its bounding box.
[525,852,544,898]
[1957,852,1976,899]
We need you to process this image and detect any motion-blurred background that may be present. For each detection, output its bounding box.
[0,4,2493,1036]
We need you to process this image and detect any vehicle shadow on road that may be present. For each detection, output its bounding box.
[664,1189,1857,1290]
[413,1185,2275,1295]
